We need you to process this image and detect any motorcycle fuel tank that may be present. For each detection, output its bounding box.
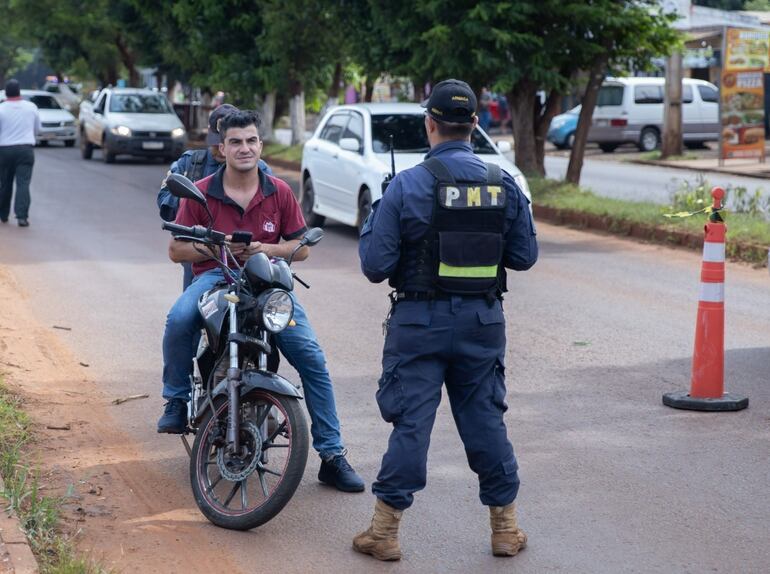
[198,287,229,353]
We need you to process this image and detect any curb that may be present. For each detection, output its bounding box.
[533,204,769,266]
[0,477,39,574]
[627,158,770,181]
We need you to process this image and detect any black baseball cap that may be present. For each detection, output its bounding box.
[206,103,238,145]
[422,79,477,124]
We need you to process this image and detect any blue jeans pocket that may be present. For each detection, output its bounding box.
[376,367,405,423]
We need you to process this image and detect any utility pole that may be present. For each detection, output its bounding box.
[661,51,683,158]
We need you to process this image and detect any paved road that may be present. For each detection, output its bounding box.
[1,145,769,573]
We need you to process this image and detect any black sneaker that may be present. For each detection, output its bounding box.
[318,452,365,493]
[157,399,187,434]
[17,219,28,227]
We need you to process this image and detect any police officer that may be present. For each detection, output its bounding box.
[354,79,538,561]
[157,104,271,289]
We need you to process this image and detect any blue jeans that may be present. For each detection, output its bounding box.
[161,268,345,459]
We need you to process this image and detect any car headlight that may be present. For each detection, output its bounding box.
[259,290,294,333]
[171,127,186,139]
[111,125,131,137]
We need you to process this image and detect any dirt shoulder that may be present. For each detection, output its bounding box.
[0,267,238,574]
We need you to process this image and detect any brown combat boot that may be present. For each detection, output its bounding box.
[489,502,528,556]
[352,498,403,561]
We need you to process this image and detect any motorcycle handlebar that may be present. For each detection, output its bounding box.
[162,222,226,245]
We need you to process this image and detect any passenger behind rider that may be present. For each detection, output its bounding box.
[157,103,272,289]
[157,109,365,493]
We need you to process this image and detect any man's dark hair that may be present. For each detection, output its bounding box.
[219,110,262,139]
[433,117,474,140]
[4,79,20,98]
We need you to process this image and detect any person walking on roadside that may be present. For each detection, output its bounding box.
[157,103,272,289]
[158,110,365,493]
[355,79,538,560]
[0,79,41,227]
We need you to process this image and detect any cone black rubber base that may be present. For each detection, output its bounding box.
[662,390,748,412]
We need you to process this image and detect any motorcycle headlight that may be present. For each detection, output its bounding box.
[259,290,294,333]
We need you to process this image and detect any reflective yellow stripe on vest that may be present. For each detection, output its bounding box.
[438,263,498,278]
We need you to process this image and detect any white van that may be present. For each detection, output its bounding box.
[589,77,720,152]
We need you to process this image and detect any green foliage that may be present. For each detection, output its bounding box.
[531,176,770,263]
[670,175,770,219]
[262,143,304,163]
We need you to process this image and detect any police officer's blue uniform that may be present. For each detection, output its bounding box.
[359,138,538,512]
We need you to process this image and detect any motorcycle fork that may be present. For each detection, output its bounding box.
[226,298,242,455]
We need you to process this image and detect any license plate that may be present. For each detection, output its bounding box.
[142,141,164,150]
[594,119,608,127]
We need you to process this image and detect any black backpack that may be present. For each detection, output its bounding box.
[183,149,208,183]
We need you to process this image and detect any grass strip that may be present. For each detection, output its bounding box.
[262,143,303,164]
[0,381,109,574]
[529,177,770,264]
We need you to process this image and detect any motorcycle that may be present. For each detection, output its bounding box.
[162,173,323,530]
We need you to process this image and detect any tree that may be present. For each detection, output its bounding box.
[260,0,344,144]
[0,1,30,86]
[9,0,145,86]
[564,1,679,184]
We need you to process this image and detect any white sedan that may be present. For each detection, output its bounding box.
[300,103,530,232]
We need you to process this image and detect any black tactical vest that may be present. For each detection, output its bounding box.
[390,157,507,296]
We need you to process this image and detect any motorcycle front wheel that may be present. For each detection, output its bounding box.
[190,390,308,530]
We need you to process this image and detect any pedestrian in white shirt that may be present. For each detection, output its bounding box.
[0,79,41,226]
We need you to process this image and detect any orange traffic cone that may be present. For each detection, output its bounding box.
[663,187,748,412]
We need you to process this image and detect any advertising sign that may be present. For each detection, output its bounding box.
[720,27,767,163]
[720,69,765,160]
[724,28,770,72]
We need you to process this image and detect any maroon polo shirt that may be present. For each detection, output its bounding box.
[175,165,307,276]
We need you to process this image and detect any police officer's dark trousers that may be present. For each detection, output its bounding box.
[373,296,520,511]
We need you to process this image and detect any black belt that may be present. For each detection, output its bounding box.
[395,291,490,301]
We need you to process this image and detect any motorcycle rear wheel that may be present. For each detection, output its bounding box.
[190,390,308,530]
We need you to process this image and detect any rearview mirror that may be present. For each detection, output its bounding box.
[339,138,361,153]
[496,140,512,153]
[302,227,324,246]
[167,173,207,207]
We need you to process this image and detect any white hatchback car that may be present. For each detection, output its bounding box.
[0,89,77,146]
[300,103,530,231]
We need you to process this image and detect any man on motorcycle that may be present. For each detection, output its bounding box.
[157,103,272,289]
[158,109,365,493]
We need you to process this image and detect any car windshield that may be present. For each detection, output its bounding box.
[25,95,61,109]
[109,93,173,114]
[371,114,496,154]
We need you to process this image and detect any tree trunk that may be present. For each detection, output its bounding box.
[508,80,540,177]
[115,34,139,87]
[364,76,375,103]
[661,51,683,159]
[566,56,608,185]
[328,62,342,101]
[534,89,562,176]
[289,79,306,145]
[261,91,277,142]
[106,63,118,87]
